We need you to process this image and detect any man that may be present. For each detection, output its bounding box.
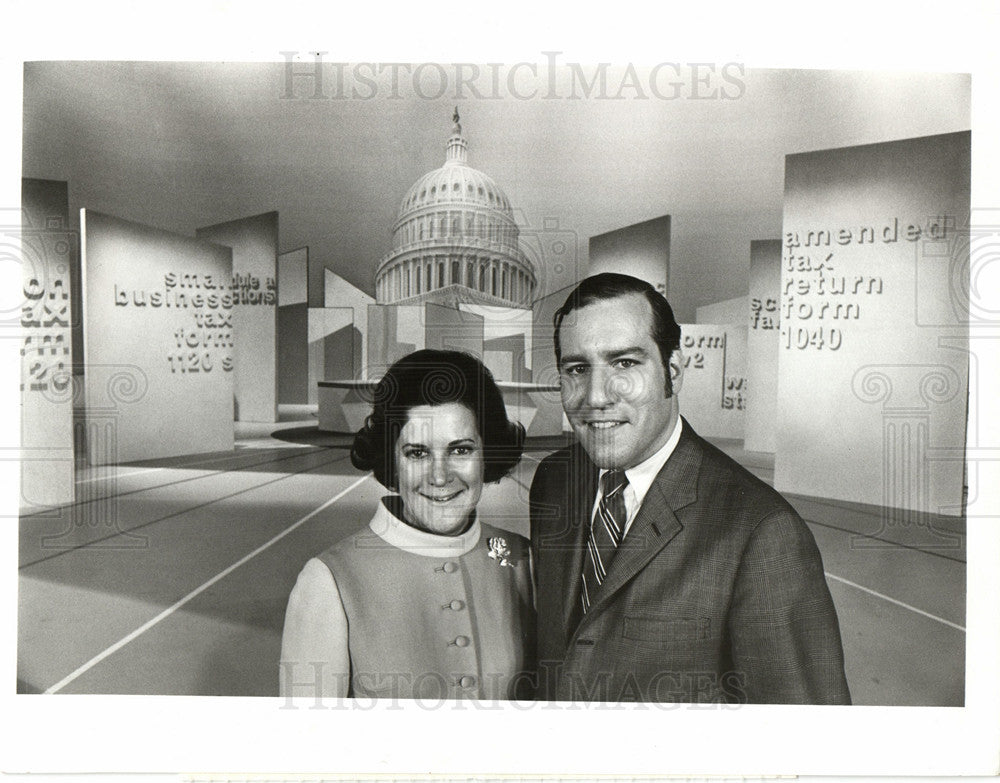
[529,273,850,704]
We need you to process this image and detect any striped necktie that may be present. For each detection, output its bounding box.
[581,469,629,614]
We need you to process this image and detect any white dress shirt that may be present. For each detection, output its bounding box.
[591,415,683,538]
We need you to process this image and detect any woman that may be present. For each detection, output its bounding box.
[280,349,533,700]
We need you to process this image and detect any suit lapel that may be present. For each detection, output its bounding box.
[581,421,703,621]
[559,453,598,638]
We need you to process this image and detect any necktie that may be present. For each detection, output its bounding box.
[581,469,629,614]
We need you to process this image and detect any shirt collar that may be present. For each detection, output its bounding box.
[599,415,683,511]
[369,496,481,558]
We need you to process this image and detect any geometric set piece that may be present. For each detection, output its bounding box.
[323,269,374,380]
[775,132,970,514]
[744,239,782,453]
[196,211,279,423]
[81,209,235,465]
[317,381,374,433]
[307,307,356,406]
[19,178,76,509]
[277,247,309,404]
[695,295,748,325]
[459,303,534,384]
[676,322,746,440]
[588,215,671,299]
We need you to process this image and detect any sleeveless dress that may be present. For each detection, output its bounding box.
[280,497,534,700]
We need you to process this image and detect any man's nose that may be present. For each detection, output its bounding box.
[585,368,615,408]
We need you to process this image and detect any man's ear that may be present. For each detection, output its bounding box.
[668,349,684,396]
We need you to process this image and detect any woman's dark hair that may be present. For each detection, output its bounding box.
[350,349,525,490]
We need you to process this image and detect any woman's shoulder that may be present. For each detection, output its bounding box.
[287,556,340,609]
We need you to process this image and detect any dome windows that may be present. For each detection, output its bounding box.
[377,114,534,305]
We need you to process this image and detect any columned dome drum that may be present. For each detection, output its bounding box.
[374,111,536,308]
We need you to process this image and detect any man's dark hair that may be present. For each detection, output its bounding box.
[553,272,682,395]
[350,349,525,490]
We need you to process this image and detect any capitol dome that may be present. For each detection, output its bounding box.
[374,110,536,307]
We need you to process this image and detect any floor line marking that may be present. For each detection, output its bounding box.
[44,474,371,695]
[825,572,965,632]
[75,467,164,484]
[22,451,351,570]
[25,446,328,519]
[806,517,965,564]
[73,445,311,486]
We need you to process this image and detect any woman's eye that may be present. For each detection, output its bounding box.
[404,448,427,459]
[451,446,473,456]
[616,358,637,369]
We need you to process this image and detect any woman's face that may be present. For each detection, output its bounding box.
[394,402,485,536]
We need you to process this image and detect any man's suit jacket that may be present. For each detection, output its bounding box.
[529,419,851,704]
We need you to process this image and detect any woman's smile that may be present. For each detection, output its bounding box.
[395,402,485,536]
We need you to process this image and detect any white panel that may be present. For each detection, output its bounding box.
[696,295,748,325]
[196,211,278,423]
[307,307,354,341]
[324,268,375,377]
[588,215,671,299]
[775,132,969,513]
[82,209,234,465]
[745,240,782,453]
[677,323,746,440]
[307,307,355,404]
[20,179,75,508]
[459,304,533,372]
[278,246,308,306]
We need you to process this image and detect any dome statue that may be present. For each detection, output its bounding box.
[374,110,536,308]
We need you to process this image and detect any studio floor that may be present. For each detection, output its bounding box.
[17,409,966,704]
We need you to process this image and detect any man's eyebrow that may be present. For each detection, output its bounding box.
[559,346,650,367]
[606,346,649,359]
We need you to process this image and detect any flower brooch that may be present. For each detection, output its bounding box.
[487,536,516,568]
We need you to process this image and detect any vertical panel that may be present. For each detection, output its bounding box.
[588,215,671,298]
[745,240,782,453]
[196,211,278,423]
[278,246,308,306]
[19,178,75,509]
[695,296,747,325]
[423,303,484,358]
[307,307,354,404]
[324,269,374,379]
[530,282,574,388]
[278,303,309,404]
[458,304,533,382]
[277,247,309,404]
[775,132,969,513]
[677,324,746,440]
[81,209,234,465]
[366,305,425,380]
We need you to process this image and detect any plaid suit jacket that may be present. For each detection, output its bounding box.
[529,419,851,704]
